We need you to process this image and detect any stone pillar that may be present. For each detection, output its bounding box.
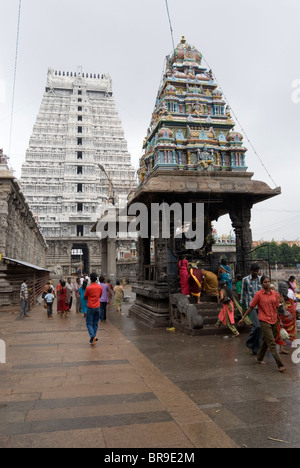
[107,238,117,278]
[137,236,151,281]
[228,198,253,277]
[155,236,168,283]
[101,239,108,275]
[130,210,170,327]
[0,185,9,257]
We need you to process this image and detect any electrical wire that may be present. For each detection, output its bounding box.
[8,0,22,158]
[163,0,278,189]
[165,0,175,53]
[201,55,278,188]
[253,216,300,235]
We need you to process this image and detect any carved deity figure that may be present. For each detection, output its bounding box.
[0,149,7,164]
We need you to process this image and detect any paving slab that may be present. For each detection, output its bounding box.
[1,286,300,448]
[0,291,237,449]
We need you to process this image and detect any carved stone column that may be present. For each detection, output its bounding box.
[0,187,9,257]
[155,236,168,283]
[228,198,253,277]
[137,236,150,281]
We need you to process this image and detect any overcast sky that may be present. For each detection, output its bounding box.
[1,0,300,242]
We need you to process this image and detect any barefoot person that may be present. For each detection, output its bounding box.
[239,276,286,373]
[179,256,190,295]
[240,264,262,355]
[113,281,124,313]
[84,273,102,346]
[215,282,240,337]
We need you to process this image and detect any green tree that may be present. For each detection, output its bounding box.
[278,243,294,266]
[291,243,300,264]
[252,242,300,267]
[269,241,279,265]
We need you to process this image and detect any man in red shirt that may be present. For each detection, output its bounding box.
[84,272,102,345]
[239,276,286,372]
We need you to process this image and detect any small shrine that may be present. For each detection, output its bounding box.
[128,36,281,328]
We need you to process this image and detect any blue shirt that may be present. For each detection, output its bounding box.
[45,293,54,303]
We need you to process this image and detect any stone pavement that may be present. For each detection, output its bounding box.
[1,286,300,449]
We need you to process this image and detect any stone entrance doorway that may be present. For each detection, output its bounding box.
[71,243,89,276]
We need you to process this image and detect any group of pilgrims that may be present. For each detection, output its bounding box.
[178,256,298,373]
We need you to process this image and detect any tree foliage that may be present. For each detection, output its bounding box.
[252,242,300,267]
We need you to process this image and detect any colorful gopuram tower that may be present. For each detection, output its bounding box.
[138,35,247,182]
[129,36,281,328]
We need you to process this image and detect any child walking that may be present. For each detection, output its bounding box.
[44,287,55,318]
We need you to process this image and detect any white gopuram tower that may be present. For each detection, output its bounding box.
[20,69,136,277]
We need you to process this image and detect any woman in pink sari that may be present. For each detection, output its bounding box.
[179,257,190,295]
[276,282,297,353]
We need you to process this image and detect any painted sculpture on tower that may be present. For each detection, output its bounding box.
[137,36,247,184]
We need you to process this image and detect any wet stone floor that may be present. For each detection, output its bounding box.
[109,289,300,449]
[1,286,300,448]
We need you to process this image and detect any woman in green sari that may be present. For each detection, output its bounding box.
[113,281,124,313]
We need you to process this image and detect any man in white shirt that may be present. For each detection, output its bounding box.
[240,264,262,355]
[20,279,30,318]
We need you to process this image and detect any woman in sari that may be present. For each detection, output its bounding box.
[79,280,88,317]
[56,279,68,317]
[113,281,124,313]
[178,256,190,295]
[215,282,239,337]
[188,266,204,303]
[288,276,297,293]
[218,259,233,290]
[276,282,297,353]
[202,270,219,300]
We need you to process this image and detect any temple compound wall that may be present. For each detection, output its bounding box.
[0,159,49,307]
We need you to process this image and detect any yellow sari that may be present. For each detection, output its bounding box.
[189,268,203,298]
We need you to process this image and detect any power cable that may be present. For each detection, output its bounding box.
[8,0,22,158]
[163,1,277,189]
[202,55,278,188]
[165,0,175,53]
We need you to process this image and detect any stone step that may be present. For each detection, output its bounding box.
[202,313,242,325]
[169,292,250,336]
[171,320,249,336]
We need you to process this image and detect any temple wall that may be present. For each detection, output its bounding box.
[0,163,48,307]
[0,165,47,265]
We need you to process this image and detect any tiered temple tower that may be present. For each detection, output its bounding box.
[138,35,247,182]
[129,36,281,328]
[20,69,136,276]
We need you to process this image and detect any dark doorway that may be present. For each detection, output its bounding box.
[71,243,89,276]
